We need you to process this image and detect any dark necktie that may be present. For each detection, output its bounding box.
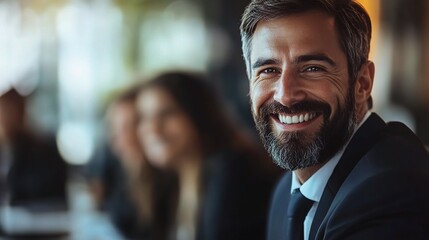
[285,189,314,240]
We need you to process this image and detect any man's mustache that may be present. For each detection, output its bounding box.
[258,100,331,118]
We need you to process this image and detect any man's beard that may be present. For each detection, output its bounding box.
[253,91,357,171]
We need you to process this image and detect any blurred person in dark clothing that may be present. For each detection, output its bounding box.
[0,88,67,208]
[87,144,144,239]
[87,88,173,240]
[136,72,282,240]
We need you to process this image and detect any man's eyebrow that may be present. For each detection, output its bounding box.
[294,54,336,67]
[251,58,281,70]
[252,54,336,70]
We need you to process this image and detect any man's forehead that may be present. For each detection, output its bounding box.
[250,11,341,65]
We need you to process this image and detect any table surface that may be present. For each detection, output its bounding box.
[0,180,124,240]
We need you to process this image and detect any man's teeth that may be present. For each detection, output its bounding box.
[278,113,316,124]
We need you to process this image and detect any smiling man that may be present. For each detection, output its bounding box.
[240,0,429,240]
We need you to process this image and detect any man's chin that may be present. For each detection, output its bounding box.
[273,128,318,146]
[267,133,323,170]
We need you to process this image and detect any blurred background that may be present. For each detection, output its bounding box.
[0,0,428,239]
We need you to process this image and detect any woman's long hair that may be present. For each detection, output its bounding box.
[110,87,167,238]
[138,72,239,157]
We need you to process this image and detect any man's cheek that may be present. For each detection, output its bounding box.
[250,87,268,117]
[249,96,260,118]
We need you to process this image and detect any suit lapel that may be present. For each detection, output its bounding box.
[309,113,387,239]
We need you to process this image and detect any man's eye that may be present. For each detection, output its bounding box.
[304,66,322,72]
[261,68,278,74]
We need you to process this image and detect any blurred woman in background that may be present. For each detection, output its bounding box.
[87,88,173,240]
[136,72,281,240]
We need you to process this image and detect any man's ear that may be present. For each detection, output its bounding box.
[354,61,374,106]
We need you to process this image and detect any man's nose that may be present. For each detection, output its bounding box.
[273,71,306,107]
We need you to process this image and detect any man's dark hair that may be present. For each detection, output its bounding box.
[240,0,372,108]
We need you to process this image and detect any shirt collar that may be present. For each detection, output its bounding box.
[291,111,372,202]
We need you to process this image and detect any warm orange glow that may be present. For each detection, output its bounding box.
[357,0,380,61]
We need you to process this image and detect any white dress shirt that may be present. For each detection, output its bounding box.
[290,111,371,240]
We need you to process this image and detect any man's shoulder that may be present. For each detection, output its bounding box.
[322,161,429,239]
[338,119,429,202]
[384,121,429,157]
[347,115,429,175]
[366,119,429,169]
[319,122,429,239]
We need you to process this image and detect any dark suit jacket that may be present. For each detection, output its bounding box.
[268,113,429,240]
[87,145,149,239]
